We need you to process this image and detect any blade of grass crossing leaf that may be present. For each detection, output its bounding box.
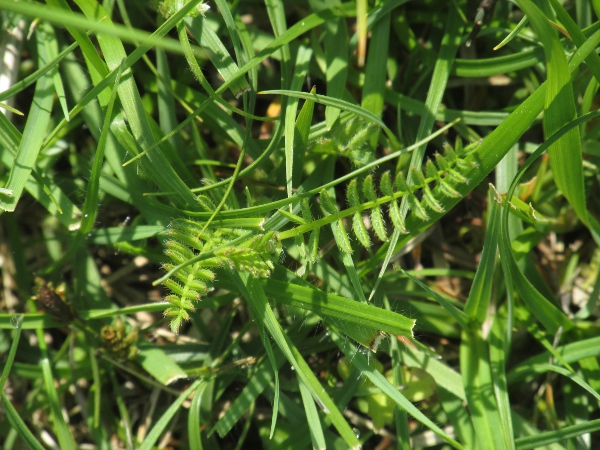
[516,0,588,226]
[0,29,54,212]
[330,330,464,449]
[79,58,125,235]
[0,38,79,103]
[298,380,326,450]
[341,252,368,303]
[460,328,505,449]
[138,380,202,450]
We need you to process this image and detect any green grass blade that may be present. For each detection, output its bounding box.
[0,33,54,212]
[185,15,250,97]
[0,0,206,59]
[285,47,313,203]
[517,0,587,226]
[38,22,69,121]
[235,273,362,449]
[323,14,348,129]
[298,379,326,450]
[0,315,23,389]
[73,0,199,207]
[36,336,77,449]
[262,278,415,339]
[188,382,207,450]
[330,330,464,449]
[260,89,398,145]
[1,392,45,450]
[463,189,500,323]
[514,418,600,449]
[360,5,389,142]
[460,327,505,449]
[138,380,201,450]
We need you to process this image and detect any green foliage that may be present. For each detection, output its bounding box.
[1,0,600,449]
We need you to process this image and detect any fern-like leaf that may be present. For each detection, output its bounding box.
[161,219,281,333]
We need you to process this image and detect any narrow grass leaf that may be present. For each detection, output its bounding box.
[74,0,199,207]
[548,0,600,83]
[401,270,469,330]
[323,14,348,129]
[460,328,505,449]
[188,382,207,450]
[0,35,54,212]
[1,392,45,450]
[285,47,313,202]
[517,0,588,226]
[185,16,250,97]
[360,6,389,143]
[38,22,69,121]
[489,306,516,450]
[138,380,201,450]
[236,273,361,449]
[330,330,464,449]
[463,189,500,323]
[515,418,600,449]
[298,379,326,450]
